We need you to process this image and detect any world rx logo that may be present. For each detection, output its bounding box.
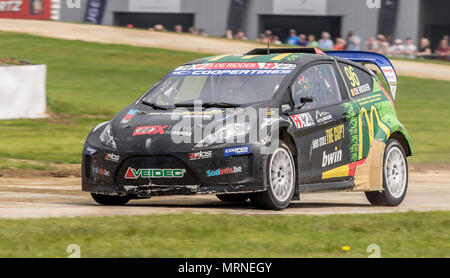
[366,0,381,9]
[66,0,81,9]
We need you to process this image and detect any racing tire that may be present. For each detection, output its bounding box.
[91,193,131,206]
[216,194,250,203]
[365,139,408,206]
[250,140,296,210]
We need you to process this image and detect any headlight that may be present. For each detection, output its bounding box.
[92,121,108,133]
[99,123,117,149]
[194,123,252,148]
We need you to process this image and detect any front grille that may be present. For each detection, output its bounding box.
[116,155,199,185]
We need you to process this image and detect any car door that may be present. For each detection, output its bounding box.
[288,62,349,184]
[337,61,380,165]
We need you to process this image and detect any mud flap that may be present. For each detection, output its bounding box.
[353,140,386,191]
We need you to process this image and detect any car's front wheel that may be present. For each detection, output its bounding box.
[365,139,408,206]
[91,193,131,206]
[251,141,296,210]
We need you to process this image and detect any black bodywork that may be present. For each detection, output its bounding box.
[82,49,395,199]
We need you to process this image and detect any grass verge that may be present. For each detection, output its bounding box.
[0,211,448,258]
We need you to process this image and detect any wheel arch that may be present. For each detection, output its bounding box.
[389,131,413,157]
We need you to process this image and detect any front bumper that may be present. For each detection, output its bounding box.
[82,142,268,198]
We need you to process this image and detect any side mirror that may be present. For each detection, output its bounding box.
[295,96,313,110]
[300,96,313,104]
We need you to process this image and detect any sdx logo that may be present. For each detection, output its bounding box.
[133,125,168,136]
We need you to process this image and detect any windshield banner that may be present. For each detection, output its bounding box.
[170,63,296,76]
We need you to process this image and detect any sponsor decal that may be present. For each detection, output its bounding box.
[206,166,243,177]
[344,66,360,87]
[170,69,294,76]
[290,113,315,129]
[223,146,250,157]
[124,167,186,179]
[121,109,139,124]
[132,125,168,136]
[181,110,222,116]
[322,159,367,180]
[0,0,52,20]
[343,100,391,163]
[342,101,360,162]
[381,66,397,98]
[315,110,333,125]
[326,124,345,145]
[350,83,371,96]
[93,167,110,176]
[355,92,383,105]
[171,130,192,136]
[189,150,213,160]
[357,105,390,160]
[312,124,345,150]
[85,146,97,155]
[322,146,343,168]
[381,66,396,83]
[0,0,22,12]
[343,65,371,97]
[175,63,296,71]
[105,153,120,163]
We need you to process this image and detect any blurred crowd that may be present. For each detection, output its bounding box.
[365,34,449,61]
[126,23,450,61]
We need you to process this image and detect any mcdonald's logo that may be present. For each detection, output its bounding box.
[358,106,390,160]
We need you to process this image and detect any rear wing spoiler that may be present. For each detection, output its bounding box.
[325,51,398,100]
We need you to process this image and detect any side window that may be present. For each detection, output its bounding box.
[291,64,342,109]
[338,63,374,97]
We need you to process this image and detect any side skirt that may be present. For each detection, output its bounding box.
[299,179,355,193]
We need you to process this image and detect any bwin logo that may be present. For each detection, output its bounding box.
[66,0,81,9]
[366,0,381,9]
[322,148,342,167]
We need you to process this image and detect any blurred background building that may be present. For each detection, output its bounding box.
[0,0,448,51]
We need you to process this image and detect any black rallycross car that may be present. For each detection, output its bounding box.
[82,48,413,210]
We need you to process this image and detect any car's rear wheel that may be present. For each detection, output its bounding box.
[365,139,408,206]
[91,193,131,206]
[250,141,295,210]
[216,194,250,203]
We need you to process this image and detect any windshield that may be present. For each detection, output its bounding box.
[142,62,296,106]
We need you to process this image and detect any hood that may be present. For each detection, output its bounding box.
[108,101,274,153]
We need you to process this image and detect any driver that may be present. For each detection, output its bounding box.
[293,67,334,109]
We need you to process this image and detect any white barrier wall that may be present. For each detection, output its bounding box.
[0,65,47,119]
